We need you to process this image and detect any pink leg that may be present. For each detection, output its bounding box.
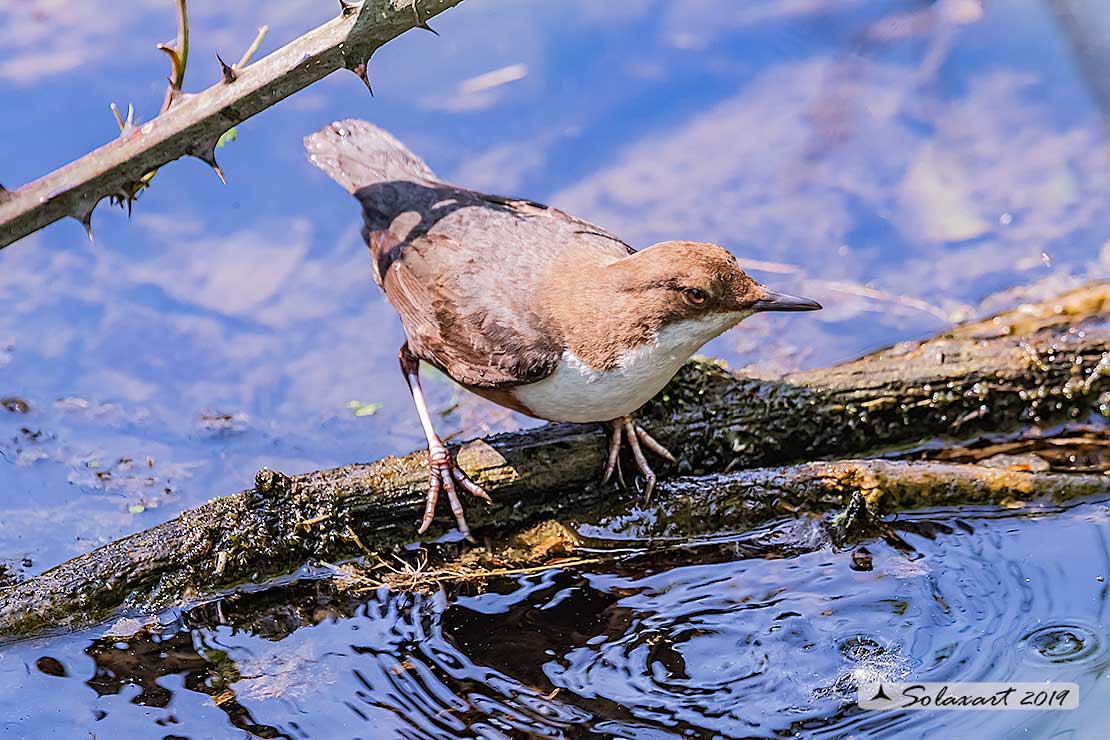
[599,415,676,502]
[600,422,623,485]
[635,425,676,464]
[400,345,491,541]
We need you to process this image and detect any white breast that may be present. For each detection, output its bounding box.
[512,313,744,423]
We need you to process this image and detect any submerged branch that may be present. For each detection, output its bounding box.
[0,0,464,248]
[0,283,1106,635]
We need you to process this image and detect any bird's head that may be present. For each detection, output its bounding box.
[610,241,821,343]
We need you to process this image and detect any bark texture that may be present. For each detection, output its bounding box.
[0,283,1106,635]
[356,458,1110,593]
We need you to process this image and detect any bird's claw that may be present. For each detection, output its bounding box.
[600,416,675,502]
[418,444,490,541]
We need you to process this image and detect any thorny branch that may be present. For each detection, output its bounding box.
[218,26,270,84]
[103,0,199,223]
[0,0,465,249]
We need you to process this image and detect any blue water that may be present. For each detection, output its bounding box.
[1,497,1107,738]
[1,0,1108,737]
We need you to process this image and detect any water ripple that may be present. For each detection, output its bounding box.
[1,500,1107,739]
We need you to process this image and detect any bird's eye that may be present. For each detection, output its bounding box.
[683,287,708,306]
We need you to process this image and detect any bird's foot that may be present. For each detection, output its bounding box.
[600,416,676,501]
[418,440,492,541]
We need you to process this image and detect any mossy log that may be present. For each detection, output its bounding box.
[0,283,1107,635]
[357,458,1110,593]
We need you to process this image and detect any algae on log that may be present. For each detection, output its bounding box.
[0,284,1107,635]
[615,458,1110,541]
[357,459,1110,593]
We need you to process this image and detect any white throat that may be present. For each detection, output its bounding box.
[513,312,747,423]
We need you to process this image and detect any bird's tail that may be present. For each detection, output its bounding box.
[304,119,440,194]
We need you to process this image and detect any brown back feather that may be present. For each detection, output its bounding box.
[305,119,633,387]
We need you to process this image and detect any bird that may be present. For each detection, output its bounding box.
[305,119,821,540]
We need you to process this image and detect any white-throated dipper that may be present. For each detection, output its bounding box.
[305,120,821,539]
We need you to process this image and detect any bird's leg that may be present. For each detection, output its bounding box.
[399,345,492,541]
[600,422,623,486]
[601,415,676,502]
[634,425,675,462]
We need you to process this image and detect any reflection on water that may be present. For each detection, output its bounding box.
[1,498,1106,739]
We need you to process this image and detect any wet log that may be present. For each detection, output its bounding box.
[0,283,1106,635]
[355,458,1110,593]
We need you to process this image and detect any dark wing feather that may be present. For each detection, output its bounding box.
[305,119,632,387]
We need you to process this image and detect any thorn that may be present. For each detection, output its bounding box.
[217,53,237,83]
[157,45,184,83]
[75,208,95,241]
[193,148,227,184]
[203,156,227,184]
[236,25,269,69]
[108,191,125,211]
[339,0,360,16]
[409,0,438,34]
[351,61,373,96]
[109,102,136,135]
[111,102,125,131]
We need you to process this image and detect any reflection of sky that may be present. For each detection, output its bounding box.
[1,498,1107,738]
[0,0,1109,572]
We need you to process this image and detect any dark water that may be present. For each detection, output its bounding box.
[1,498,1108,738]
[1,0,1109,737]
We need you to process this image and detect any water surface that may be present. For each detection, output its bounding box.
[1,497,1107,738]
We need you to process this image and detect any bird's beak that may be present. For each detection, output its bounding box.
[752,287,822,312]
